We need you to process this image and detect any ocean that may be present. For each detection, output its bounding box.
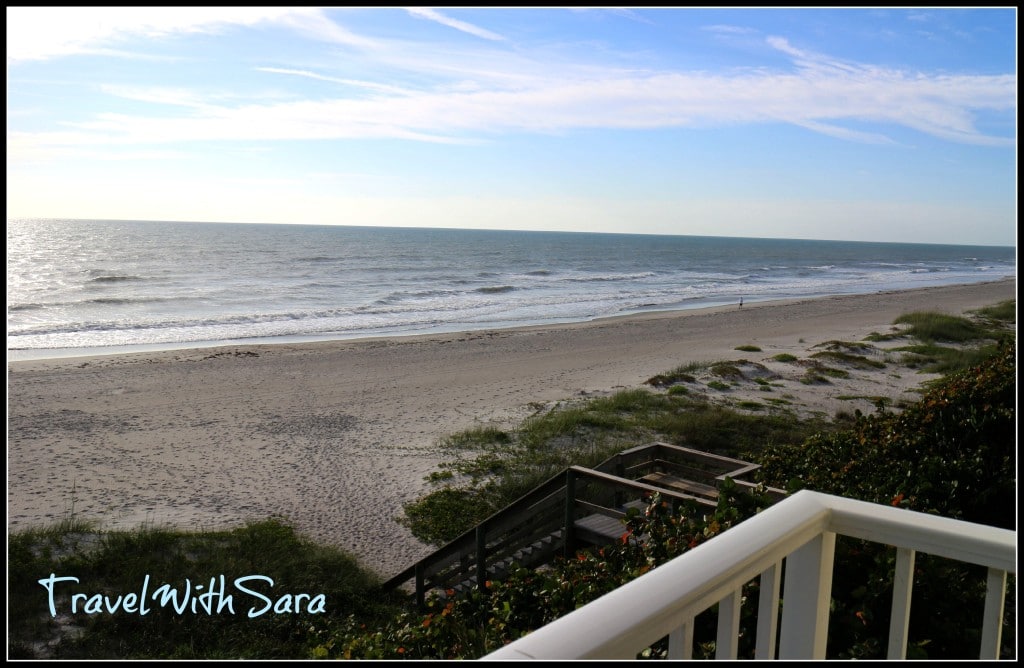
[7,219,1016,360]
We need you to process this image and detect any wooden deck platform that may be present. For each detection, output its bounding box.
[639,472,719,499]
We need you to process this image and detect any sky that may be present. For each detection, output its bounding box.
[5,7,1018,246]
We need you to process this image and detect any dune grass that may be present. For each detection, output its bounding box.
[970,298,1016,325]
[808,350,886,369]
[894,342,1003,375]
[8,518,403,659]
[893,311,989,342]
[865,302,1014,374]
[877,306,1014,345]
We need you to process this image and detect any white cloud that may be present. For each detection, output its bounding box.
[790,120,899,145]
[5,7,369,62]
[20,59,1009,149]
[406,8,506,42]
[256,67,415,96]
[765,36,805,58]
[99,85,214,109]
[8,14,1016,155]
[703,24,758,35]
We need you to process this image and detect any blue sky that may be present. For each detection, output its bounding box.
[6,7,1017,245]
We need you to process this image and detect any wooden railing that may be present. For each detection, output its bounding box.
[595,441,786,499]
[381,470,566,606]
[381,442,763,606]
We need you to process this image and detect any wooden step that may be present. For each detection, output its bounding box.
[574,513,627,545]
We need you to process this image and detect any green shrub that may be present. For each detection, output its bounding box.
[760,340,1015,526]
[756,340,1016,659]
[400,487,493,546]
[336,483,777,659]
[8,520,397,660]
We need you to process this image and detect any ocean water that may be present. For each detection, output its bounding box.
[7,219,1016,359]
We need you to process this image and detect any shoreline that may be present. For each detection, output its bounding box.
[7,278,1014,366]
[2,294,833,363]
[7,278,1016,578]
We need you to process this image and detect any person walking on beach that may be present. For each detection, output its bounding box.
[739,297,743,308]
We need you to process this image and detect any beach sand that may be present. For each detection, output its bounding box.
[7,279,1015,579]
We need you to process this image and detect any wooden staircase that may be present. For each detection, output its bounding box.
[381,442,785,607]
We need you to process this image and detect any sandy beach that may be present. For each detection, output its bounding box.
[7,279,1015,579]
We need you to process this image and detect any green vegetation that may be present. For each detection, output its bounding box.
[337,482,777,659]
[809,350,886,369]
[441,426,512,449]
[734,344,761,352]
[835,394,889,405]
[894,342,1003,374]
[9,300,1014,660]
[970,298,1015,325]
[401,387,830,545]
[758,340,1016,528]
[710,362,744,378]
[772,353,798,362]
[817,340,878,353]
[894,311,989,342]
[400,302,1013,551]
[865,302,1014,359]
[798,360,850,383]
[645,360,709,386]
[8,519,403,659]
[333,339,1016,660]
[756,340,1016,659]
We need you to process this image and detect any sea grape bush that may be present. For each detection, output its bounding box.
[755,339,1015,659]
[756,339,1015,530]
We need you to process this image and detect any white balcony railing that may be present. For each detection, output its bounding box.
[482,490,1016,660]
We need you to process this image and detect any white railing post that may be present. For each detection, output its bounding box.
[667,618,694,660]
[715,589,742,659]
[887,547,915,659]
[755,561,782,659]
[979,567,1007,660]
[778,531,836,659]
